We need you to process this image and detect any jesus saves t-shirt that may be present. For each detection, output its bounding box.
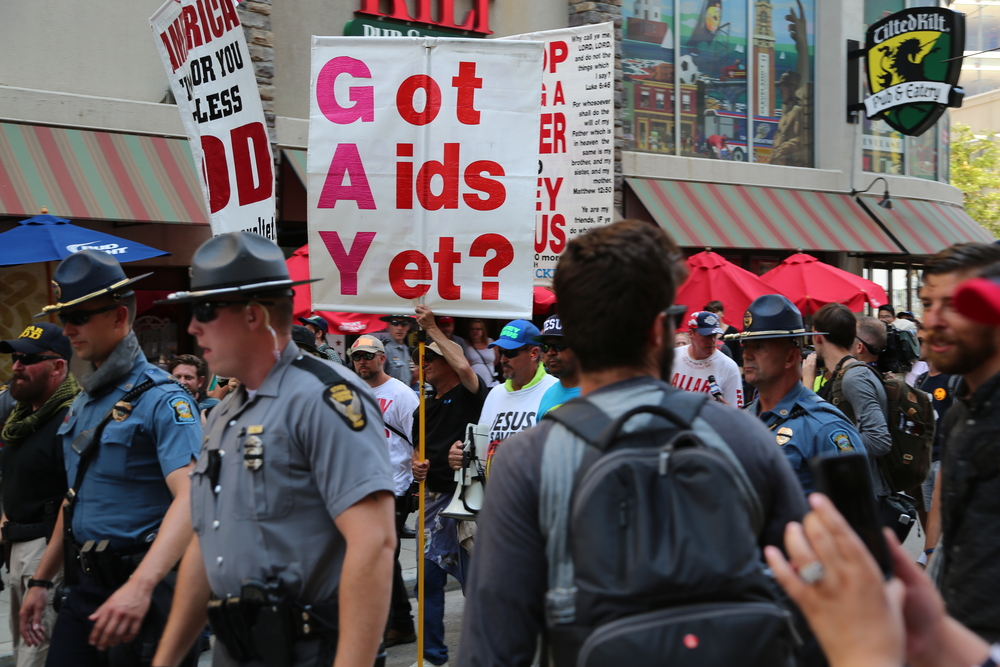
[671,346,743,407]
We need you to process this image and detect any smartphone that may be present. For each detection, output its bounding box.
[810,454,892,578]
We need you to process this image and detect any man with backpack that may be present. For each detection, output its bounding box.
[458,221,808,667]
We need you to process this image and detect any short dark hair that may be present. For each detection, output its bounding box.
[813,303,856,349]
[856,316,887,352]
[922,243,1000,280]
[169,354,208,379]
[704,300,725,313]
[877,304,894,316]
[554,220,686,373]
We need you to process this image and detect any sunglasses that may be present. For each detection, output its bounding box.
[387,319,411,327]
[500,346,531,359]
[665,304,687,329]
[11,352,63,366]
[191,301,273,323]
[351,351,378,362]
[58,303,120,326]
[540,340,568,353]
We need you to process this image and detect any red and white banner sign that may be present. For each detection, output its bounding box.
[503,23,616,286]
[150,0,276,239]
[307,37,543,319]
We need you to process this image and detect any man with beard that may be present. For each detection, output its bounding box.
[739,295,865,495]
[167,354,212,410]
[918,243,1000,643]
[19,249,202,666]
[457,222,808,667]
[0,323,78,667]
[349,335,419,649]
[533,315,580,417]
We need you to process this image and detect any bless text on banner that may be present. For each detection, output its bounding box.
[308,36,543,319]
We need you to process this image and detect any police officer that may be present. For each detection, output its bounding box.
[19,249,202,666]
[734,295,865,495]
[378,315,415,388]
[152,232,396,667]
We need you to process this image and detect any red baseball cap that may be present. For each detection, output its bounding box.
[953,277,1000,325]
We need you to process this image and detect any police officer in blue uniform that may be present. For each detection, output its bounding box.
[734,295,865,495]
[151,233,395,667]
[19,249,202,666]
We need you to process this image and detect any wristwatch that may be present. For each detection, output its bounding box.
[27,579,54,589]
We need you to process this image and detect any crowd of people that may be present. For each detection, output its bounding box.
[0,223,998,667]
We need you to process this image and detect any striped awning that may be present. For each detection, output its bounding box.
[283,148,307,186]
[860,196,995,255]
[0,122,208,225]
[626,178,904,254]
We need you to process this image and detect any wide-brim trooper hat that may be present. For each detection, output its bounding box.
[35,249,151,317]
[157,232,319,305]
[725,294,826,341]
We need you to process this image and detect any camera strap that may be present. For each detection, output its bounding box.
[63,379,157,583]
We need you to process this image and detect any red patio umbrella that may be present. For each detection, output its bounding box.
[676,251,776,325]
[759,253,888,316]
[286,245,388,334]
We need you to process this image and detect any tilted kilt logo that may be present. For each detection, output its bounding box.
[864,7,965,136]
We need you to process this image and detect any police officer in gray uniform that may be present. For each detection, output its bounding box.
[378,315,414,388]
[734,295,866,495]
[19,249,202,666]
[152,232,396,667]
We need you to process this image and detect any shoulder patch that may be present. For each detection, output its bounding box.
[323,383,367,431]
[830,429,855,452]
[169,396,197,424]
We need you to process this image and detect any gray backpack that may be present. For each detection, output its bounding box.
[539,390,800,667]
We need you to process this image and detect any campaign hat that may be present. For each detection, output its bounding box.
[35,249,151,317]
[379,314,416,325]
[158,232,319,304]
[726,294,825,341]
[0,322,72,360]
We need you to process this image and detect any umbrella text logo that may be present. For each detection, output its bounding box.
[66,242,129,256]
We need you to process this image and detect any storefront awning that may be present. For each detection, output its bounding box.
[0,122,207,225]
[283,148,307,186]
[859,196,995,256]
[626,178,905,254]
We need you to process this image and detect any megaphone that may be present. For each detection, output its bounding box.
[440,423,490,521]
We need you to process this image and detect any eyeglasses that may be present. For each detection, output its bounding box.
[540,340,568,353]
[856,336,884,356]
[665,304,687,328]
[58,303,120,326]
[499,346,530,359]
[191,301,273,323]
[351,351,378,362]
[11,352,63,366]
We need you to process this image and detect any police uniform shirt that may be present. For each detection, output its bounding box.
[59,355,201,547]
[744,381,865,494]
[382,339,412,387]
[192,341,394,604]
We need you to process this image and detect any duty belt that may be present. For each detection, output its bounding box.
[2,521,48,543]
[75,535,154,591]
[206,579,341,667]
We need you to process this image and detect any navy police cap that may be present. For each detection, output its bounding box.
[726,294,825,341]
[35,249,151,317]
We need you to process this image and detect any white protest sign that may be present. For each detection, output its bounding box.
[307,37,542,318]
[150,0,276,239]
[502,23,616,286]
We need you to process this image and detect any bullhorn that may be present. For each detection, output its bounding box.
[441,423,489,521]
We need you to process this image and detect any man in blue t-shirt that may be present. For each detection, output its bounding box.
[534,314,581,417]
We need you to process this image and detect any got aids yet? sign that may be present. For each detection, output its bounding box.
[307,37,543,319]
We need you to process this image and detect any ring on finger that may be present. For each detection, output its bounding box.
[799,560,825,585]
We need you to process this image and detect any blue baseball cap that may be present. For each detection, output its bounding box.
[489,319,541,350]
[298,314,329,334]
[688,311,725,336]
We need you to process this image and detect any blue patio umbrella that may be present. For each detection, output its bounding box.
[0,214,170,267]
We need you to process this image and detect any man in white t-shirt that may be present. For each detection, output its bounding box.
[450,319,558,477]
[671,311,743,407]
[350,335,420,648]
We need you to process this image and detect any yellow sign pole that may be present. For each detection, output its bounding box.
[416,331,426,667]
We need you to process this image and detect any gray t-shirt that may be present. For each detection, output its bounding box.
[457,376,808,667]
[841,364,892,497]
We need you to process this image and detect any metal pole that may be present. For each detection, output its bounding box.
[416,328,426,667]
